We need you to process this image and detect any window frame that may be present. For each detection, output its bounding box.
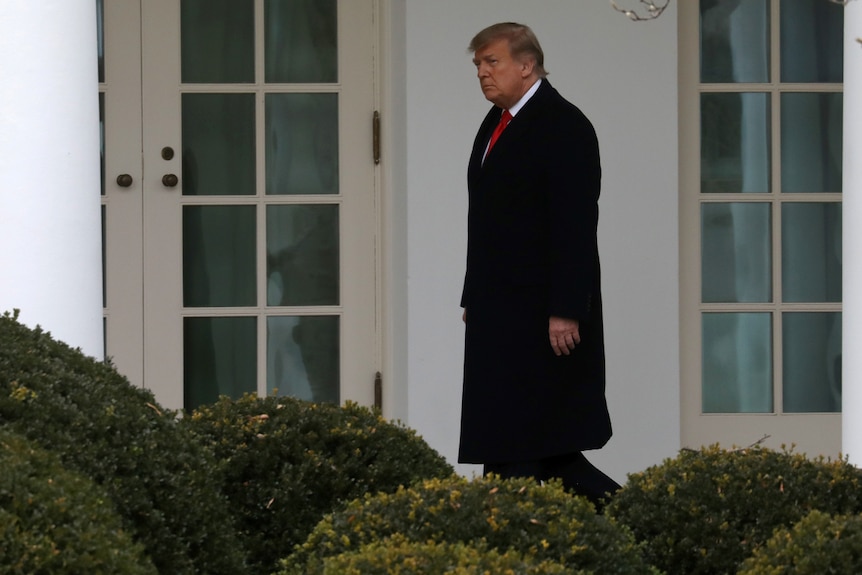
[679,0,843,452]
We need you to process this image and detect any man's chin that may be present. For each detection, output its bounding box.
[482,90,500,105]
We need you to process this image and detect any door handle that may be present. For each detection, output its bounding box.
[162,174,179,187]
[116,174,133,187]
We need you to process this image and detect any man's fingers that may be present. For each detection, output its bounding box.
[550,333,576,356]
[548,317,580,356]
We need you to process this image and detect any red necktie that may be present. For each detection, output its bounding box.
[485,109,512,158]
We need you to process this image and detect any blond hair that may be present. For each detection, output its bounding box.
[468,22,548,78]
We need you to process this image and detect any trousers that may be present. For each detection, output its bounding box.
[484,451,621,509]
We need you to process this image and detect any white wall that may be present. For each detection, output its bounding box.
[400,0,680,483]
[0,1,103,359]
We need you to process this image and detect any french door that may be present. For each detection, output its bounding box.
[101,0,378,411]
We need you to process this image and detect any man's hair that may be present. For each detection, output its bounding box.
[469,22,548,78]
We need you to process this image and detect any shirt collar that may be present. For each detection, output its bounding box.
[507,78,541,117]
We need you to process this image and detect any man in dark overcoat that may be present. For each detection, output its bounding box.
[459,22,620,506]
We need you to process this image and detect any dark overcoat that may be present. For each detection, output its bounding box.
[458,79,612,464]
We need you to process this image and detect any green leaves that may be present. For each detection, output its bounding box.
[606,445,862,575]
[0,312,245,575]
[0,430,157,575]
[183,394,454,575]
[282,474,656,575]
[740,511,862,574]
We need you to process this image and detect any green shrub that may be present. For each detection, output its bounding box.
[0,311,245,574]
[280,474,658,575]
[0,430,156,575]
[739,510,862,575]
[606,445,862,575]
[182,393,454,575]
[316,534,571,574]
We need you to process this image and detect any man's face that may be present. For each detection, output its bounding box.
[472,38,532,109]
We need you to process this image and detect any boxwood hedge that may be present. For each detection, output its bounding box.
[315,534,571,574]
[0,311,245,574]
[739,510,862,574]
[606,445,862,575]
[183,393,455,575]
[0,429,156,575]
[280,474,658,575]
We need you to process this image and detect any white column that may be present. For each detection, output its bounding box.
[0,1,103,358]
[843,2,862,464]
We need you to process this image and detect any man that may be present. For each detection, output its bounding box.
[459,22,620,506]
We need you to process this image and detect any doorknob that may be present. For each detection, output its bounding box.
[116,174,133,187]
[162,174,179,187]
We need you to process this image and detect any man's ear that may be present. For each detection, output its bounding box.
[520,57,536,78]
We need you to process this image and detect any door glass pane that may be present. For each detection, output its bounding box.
[181,0,254,83]
[267,205,339,306]
[101,205,106,307]
[703,312,773,413]
[265,0,338,83]
[781,92,843,194]
[700,0,769,83]
[701,93,770,193]
[99,93,105,196]
[184,206,256,307]
[185,316,257,410]
[182,93,256,196]
[702,202,771,303]
[783,312,841,413]
[782,203,842,302]
[267,315,339,403]
[266,93,339,195]
[96,0,104,82]
[780,0,843,83]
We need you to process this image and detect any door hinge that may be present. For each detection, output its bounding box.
[374,371,383,410]
[372,111,381,165]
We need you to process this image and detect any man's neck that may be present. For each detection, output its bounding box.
[507,78,541,116]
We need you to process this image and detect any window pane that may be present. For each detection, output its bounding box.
[703,313,773,413]
[183,206,256,307]
[265,0,337,83]
[782,203,842,302]
[99,93,105,196]
[181,0,254,83]
[267,205,339,306]
[266,93,339,195]
[780,0,843,83]
[781,93,843,194]
[700,0,769,83]
[182,94,256,196]
[702,203,771,303]
[267,315,339,404]
[184,316,257,410]
[101,205,106,308]
[783,312,841,413]
[701,93,770,193]
[96,0,104,82]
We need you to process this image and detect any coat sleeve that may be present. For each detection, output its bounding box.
[543,105,602,322]
[461,107,504,309]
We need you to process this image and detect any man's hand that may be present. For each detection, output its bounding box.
[549,316,580,356]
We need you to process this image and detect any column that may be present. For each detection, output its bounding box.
[843,2,862,463]
[0,1,103,358]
